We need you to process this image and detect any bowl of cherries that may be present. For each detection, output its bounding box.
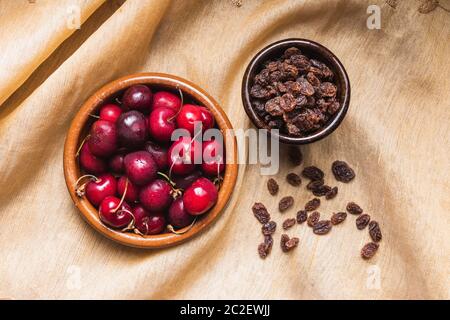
[63,73,238,248]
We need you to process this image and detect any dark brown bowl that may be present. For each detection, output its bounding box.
[242,38,350,144]
[63,73,238,249]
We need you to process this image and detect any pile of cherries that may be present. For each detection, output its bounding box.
[76,84,225,235]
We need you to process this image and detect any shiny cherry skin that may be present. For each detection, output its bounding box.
[148,107,177,143]
[199,106,214,130]
[122,85,153,113]
[117,176,139,203]
[152,91,181,112]
[79,143,107,174]
[85,174,117,207]
[144,141,168,170]
[123,151,157,186]
[139,179,173,212]
[99,104,122,122]
[99,196,132,228]
[175,104,200,135]
[116,110,149,148]
[167,136,198,175]
[173,170,203,190]
[132,205,166,235]
[168,197,194,228]
[183,177,218,216]
[201,139,225,176]
[87,120,118,157]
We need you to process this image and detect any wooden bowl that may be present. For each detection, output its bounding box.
[63,73,238,249]
[242,38,351,144]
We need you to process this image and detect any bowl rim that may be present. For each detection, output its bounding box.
[241,38,351,145]
[63,72,238,249]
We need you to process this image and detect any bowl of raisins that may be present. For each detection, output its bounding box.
[242,38,350,144]
[64,73,238,248]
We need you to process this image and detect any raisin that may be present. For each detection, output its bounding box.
[279,196,294,212]
[282,47,301,59]
[267,178,279,196]
[296,210,308,224]
[327,101,340,115]
[305,198,320,211]
[306,72,321,87]
[313,220,332,235]
[312,184,332,197]
[287,146,303,165]
[258,235,273,259]
[265,97,284,116]
[319,82,337,98]
[361,242,379,259]
[306,179,324,191]
[286,173,301,186]
[252,202,270,224]
[325,186,338,200]
[368,221,382,242]
[262,221,277,236]
[279,93,297,112]
[331,212,347,225]
[282,218,296,230]
[302,166,324,181]
[281,234,299,252]
[346,202,363,215]
[307,211,320,227]
[297,78,315,96]
[356,214,371,230]
[332,161,355,183]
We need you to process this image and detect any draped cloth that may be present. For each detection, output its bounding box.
[0,0,448,299]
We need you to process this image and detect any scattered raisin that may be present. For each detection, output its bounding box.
[305,198,320,211]
[313,220,332,235]
[331,212,347,225]
[281,234,299,252]
[332,160,355,183]
[287,146,303,166]
[312,184,332,197]
[258,243,269,259]
[368,221,382,242]
[286,173,302,186]
[296,210,308,224]
[356,214,371,230]
[361,242,379,259]
[282,218,296,230]
[306,179,324,191]
[325,186,338,200]
[302,166,324,181]
[307,211,320,227]
[262,221,277,236]
[252,202,270,224]
[267,178,279,196]
[346,202,363,215]
[279,196,294,212]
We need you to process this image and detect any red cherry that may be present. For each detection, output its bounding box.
[117,176,140,203]
[123,151,157,186]
[144,141,168,171]
[132,205,166,235]
[183,177,218,215]
[99,196,132,228]
[152,91,181,112]
[122,85,153,113]
[109,153,125,173]
[168,198,194,228]
[87,120,118,157]
[175,104,204,136]
[167,137,198,175]
[99,104,122,123]
[173,170,203,190]
[85,174,117,207]
[139,179,173,212]
[201,139,225,176]
[79,143,106,174]
[199,107,214,130]
[148,107,177,143]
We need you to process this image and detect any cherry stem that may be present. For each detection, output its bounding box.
[115,97,122,105]
[167,85,184,123]
[75,134,90,158]
[157,171,176,187]
[167,218,197,235]
[89,114,100,119]
[74,174,99,197]
[120,208,135,232]
[113,178,128,213]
